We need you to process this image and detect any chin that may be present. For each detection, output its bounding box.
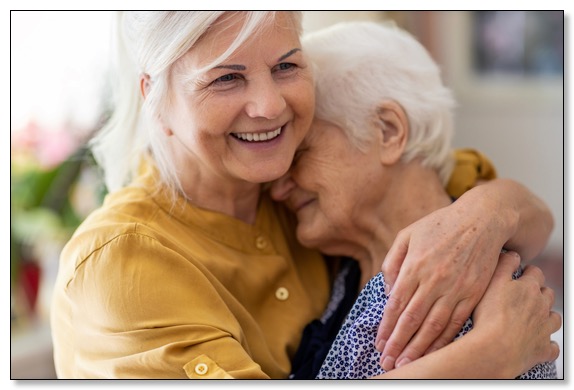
[248,162,290,184]
[296,225,326,251]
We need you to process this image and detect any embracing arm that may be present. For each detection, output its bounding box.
[372,253,561,379]
[375,177,554,371]
[471,178,554,262]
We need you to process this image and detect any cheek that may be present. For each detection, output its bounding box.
[320,187,356,227]
[290,80,315,134]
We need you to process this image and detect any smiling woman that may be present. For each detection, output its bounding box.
[49,11,331,379]
[155,14,314,200]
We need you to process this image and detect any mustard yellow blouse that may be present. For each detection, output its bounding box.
[447,148,497,198]
[50,149,494,379]
[51,161,330,379]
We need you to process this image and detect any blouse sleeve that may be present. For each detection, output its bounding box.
[446,148,497,199]
[63,231,269,379]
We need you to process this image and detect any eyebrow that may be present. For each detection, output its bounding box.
[278,48,301,62]
[212,48,302,71]
[213,64,246,71]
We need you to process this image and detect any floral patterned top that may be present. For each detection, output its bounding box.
[316,268,557,379]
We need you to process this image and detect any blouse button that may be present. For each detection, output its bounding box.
[275,287,289,301]
[255,236,268,250]
[194,363,209,376]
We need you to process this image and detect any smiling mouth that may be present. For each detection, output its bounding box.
[231,127,282,142]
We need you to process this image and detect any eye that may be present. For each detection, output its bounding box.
[213,73,239,84]
[273,62,297,73]
[208,73,245,91]
[279,63,294,70]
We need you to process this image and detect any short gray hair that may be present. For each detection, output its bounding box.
[303,21,455,184]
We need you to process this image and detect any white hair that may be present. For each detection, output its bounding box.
[91,11,303,194]
[303,21,455,184]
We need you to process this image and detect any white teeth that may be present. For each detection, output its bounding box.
[233,128,281,142]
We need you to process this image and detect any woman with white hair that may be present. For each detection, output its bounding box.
[51,12,556,378]
[272,21,560,378]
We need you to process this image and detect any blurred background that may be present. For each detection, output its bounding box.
[10,11,564,379]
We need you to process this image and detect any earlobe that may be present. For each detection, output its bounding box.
[376,100,409,165]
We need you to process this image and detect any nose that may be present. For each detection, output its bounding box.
[245,76,286,119]
[270,171,296,203]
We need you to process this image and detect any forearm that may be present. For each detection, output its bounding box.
[371,329,515,379]
[457,178,553,262]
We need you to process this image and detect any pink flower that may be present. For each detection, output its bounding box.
[11,121,81,169]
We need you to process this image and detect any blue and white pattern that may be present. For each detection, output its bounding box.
[317,269,557,379]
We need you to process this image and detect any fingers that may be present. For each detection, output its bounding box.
[391,299,458,368]
[521,264,546,286]
[419,300,473,356]
[375,233,411,353]
[547,340,561,363]
[385,251,523,371]
[381,232,410,289]
[375,273,418,352]
[494,251,521,280]
[375,280,416,357]
[545,310,562,363]
[378,285,438,370]
[549,310,562,334]
[540,286,555,311]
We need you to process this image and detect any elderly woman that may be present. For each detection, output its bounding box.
[271,21,560,378]
[51,12,557,378]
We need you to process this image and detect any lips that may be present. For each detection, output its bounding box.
[231,127,282,142]
[293,197,314,213]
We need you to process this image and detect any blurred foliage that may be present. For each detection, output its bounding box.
[10,146,105,287]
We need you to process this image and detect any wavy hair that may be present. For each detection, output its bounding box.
[91,11,303,194]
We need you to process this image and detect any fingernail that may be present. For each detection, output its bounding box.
[382,356,396,371]
[396,357,411,368]
[376,339,386,352]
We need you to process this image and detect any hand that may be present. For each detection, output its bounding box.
[375,202,504,370]
[473,251,561,375]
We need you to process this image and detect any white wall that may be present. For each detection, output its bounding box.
[437,11,563,253]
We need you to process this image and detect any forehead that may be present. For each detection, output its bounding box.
[178,12,300,71]
[307,119,339,142]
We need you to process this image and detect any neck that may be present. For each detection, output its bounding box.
[165,138,263,224]
[182,178,262,224]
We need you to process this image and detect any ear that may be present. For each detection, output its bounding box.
[375,100,409,165]
[140,74,173,136]
[140,73,151,99]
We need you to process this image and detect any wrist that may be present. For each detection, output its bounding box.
[456,181,519,249]
[460,327,518,378]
